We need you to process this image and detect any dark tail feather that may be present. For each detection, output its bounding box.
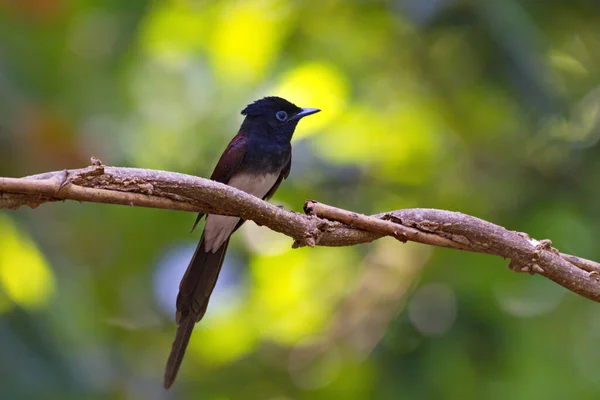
[164,317,195,389]
[190,213,205,233]
[163,235,229,389]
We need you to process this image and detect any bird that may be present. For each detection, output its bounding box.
[163,96,320,389]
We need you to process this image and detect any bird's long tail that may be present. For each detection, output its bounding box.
[163,235,229,389]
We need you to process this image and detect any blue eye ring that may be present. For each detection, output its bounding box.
[275,111,288,122]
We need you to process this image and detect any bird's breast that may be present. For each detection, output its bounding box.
[244,140,291,174]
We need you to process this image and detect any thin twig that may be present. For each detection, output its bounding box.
[304,201,473,251]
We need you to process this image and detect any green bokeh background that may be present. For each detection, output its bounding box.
[1,0,600,399]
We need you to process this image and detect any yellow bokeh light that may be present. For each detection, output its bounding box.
[140,1,214,66]
[250,247,356,344]
[271,62,349,138]
[0,214,55,310]
[189,311,258,366]
[209,0,291,84]
[313,101,441,184]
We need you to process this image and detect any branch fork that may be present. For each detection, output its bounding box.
[1,159,599,303]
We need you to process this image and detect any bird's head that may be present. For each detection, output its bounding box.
[241,96,320,139]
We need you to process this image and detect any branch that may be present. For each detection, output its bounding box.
[2,160,599,303]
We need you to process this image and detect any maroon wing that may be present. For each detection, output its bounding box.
[191,133,248,231]
[210,133,249,183]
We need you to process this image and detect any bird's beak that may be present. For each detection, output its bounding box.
[293,107,321,120]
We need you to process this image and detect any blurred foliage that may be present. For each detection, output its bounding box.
[1,0,600,399]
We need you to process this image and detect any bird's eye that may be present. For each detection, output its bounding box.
[275,111,288,122]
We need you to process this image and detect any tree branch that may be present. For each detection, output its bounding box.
[2,160,599,303]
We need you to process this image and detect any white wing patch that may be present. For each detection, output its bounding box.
[203,172,280,253]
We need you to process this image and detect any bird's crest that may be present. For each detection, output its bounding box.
[241,96,301,117]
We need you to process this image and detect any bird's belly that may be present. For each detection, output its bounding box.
[226,172,281,198]
[203,172,280,253]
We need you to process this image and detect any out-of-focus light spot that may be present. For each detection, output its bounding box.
[209,0,291,85]
[251,250,321,343]
[155,242,255,366]
[494,278,566,318]
[139,2,212,66]
[68,9,119,60]
[315,107,382,163]
[288,340,341,389]
[0,214,55,310]
[271,62,349,137]
[549,50,587,76]
[153,243,192,316]
[408,283,456,336]
[314,103,440,184]
[153,242,242,318]
[251,247,355,345]
[241,220,292,256]
[190,310,258,366]
[155,241,258,367]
